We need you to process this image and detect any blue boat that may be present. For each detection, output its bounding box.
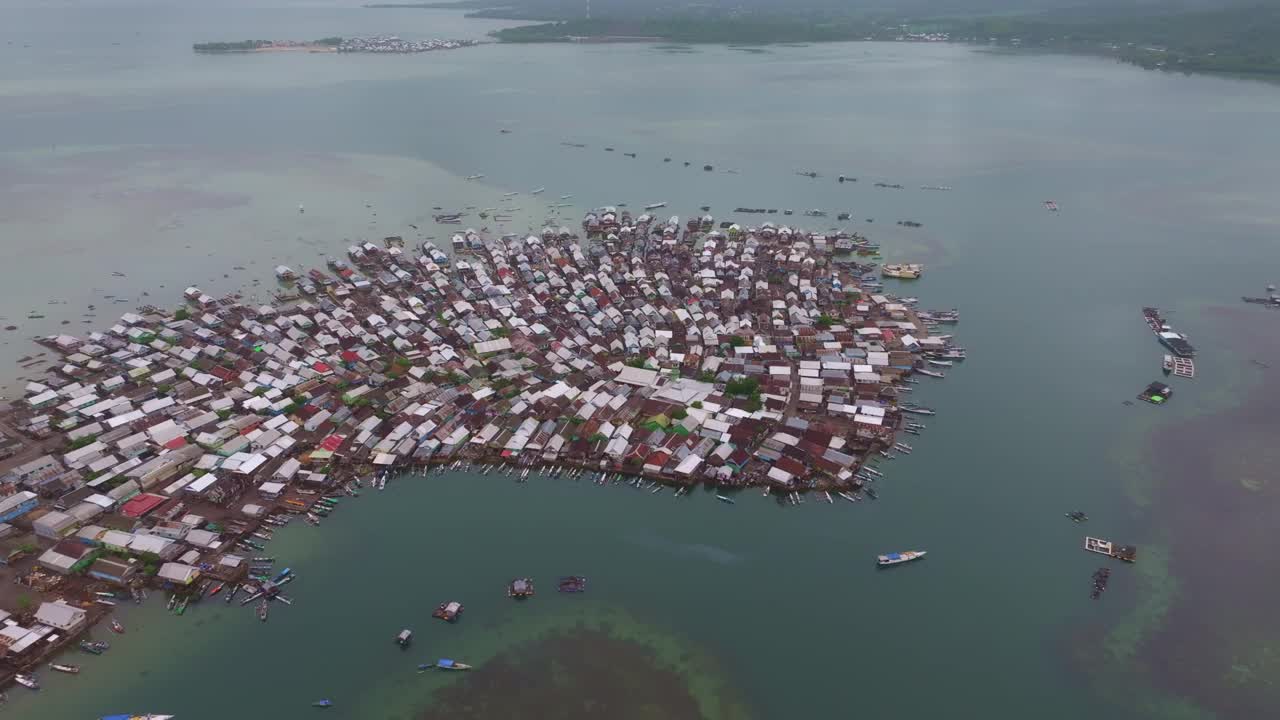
[435,658,472,671]
[312,699,333,708]
[274,568,292,582]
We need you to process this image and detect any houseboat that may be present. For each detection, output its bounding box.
[1084,537,1137,562]
[274,265,297,281]
[396,629,413,648]
[507,578,535,599]
[432,601,463,622]
[881,263,923,279]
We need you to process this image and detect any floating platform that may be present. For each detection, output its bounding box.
[1084,536,1137,562]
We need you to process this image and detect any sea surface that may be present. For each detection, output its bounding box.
[3,4,1280,719]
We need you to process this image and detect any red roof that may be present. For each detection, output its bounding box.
[163,436,188,450]
[319,434,345,452]
[121,493,167,518]
[341,350,360,363]
[776,457,807,477]
[312,361,332,373]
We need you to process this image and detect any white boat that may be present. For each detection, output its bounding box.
[465,174,485,180]
[715,495,735,504]
[877,550,926,566]
[644,202,667,210]
[917,369,945,378]
[559,194,573,200]
[530,187,545,194]
[15,673,39,689]
[926,359,952,367]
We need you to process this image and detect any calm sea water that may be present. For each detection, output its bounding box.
[3,4,1280,719]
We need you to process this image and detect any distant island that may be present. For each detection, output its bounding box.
[193,38,343,54]
[194,35,479,55]
[365,1,1280,79]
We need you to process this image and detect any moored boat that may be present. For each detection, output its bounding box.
[80,640,110,655]
[14,674,38,690]
[396,629,413,648]
[435,659,472,671]
[877,550,926,567]
[432,601,463,622]
[715,494,735,504]
[110,619,125,634]
[557,576,587,593]
[507,577,535,599]
[50,662,80,674]
[881,263,923,279]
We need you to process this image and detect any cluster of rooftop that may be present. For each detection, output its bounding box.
[0,204,961,678]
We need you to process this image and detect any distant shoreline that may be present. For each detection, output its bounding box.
[194,36,480,55]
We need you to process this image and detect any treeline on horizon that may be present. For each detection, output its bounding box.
[193,37,344,52]
[426,0,1280,77]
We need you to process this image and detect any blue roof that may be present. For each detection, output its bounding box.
[437,659,455,667]
[884,553,901,560]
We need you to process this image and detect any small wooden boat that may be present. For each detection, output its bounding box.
[109,619,125,634]
[50,663,80,674]
[79,640,109,655]
[209,582,225,597]
[313,699,334,708]
[877,550,926,567]
[435,659,471,671]
[396,629,413,648]
[715,494,734,504]
[14,674,38,690]
[257,600,269,622]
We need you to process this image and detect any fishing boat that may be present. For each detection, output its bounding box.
[313,700,334,708]
[14,674,38,690]
[877,550,926,567]
[926,359,953,367]
[396,629,413,648]
[110,619,125,634]
[209,582,224,597]
[257,600,269,622]
[95,598,117,607]
[507,578,535,599]
[225,584,239,604]
[644,202,667,210]
[916,369,945,378]
[1044,200,1059,211]
[1162,354,1174,374]
[80,640,110,655]
[900,406,936,416]
[50,663,80,674]
[435,659,472,671]
[432,601,463,622]
[175,596,189,615]
[99,715,175,720]
[715,494,735,504]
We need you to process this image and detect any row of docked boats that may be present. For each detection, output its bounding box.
[1142,307,1196,358]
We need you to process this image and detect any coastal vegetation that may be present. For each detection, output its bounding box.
[445,0,1280,78]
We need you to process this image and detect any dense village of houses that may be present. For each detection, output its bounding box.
[0,205,961,689]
